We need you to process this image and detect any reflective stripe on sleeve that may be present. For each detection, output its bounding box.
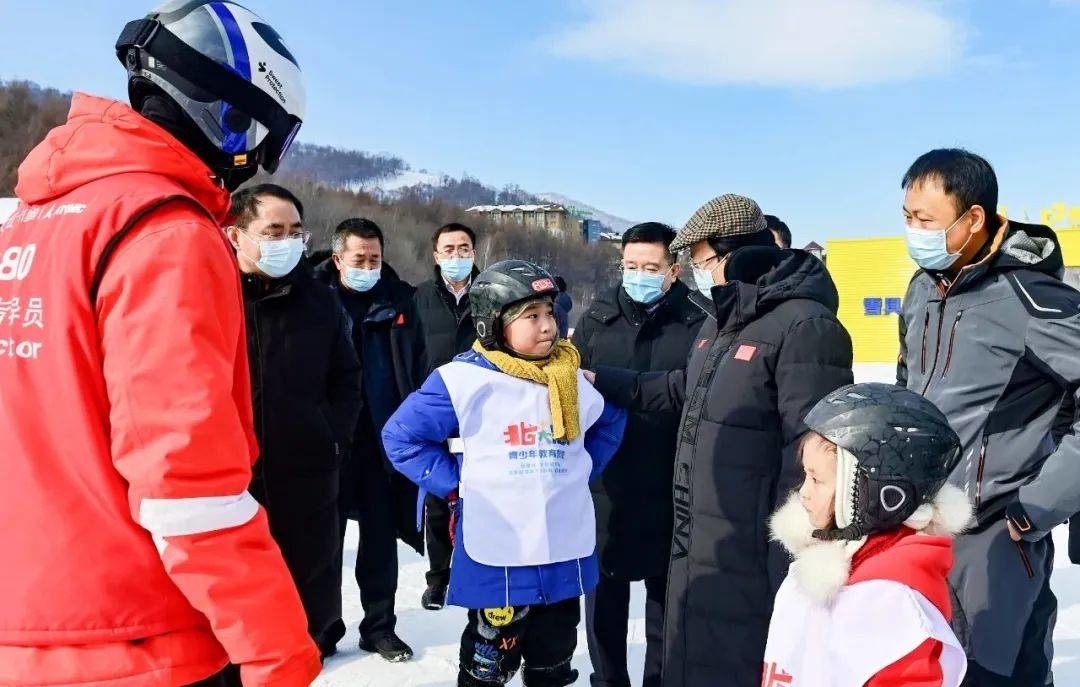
[138,492,259,537]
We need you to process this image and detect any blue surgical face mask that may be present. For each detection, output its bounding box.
[622,269,668,305]
[440,257,474,283]
[241,233,304,279]
[342,266,380,292]
[905,210,971,271]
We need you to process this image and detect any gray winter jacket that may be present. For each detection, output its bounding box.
[898,220,1080,676]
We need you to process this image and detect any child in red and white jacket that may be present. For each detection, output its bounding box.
[763,383,973,687]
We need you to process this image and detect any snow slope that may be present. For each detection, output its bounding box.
[350,170,445,196]
[316,363,1080,686]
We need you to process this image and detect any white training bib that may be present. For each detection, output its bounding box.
[439,361,605,567]
[762,578,966,687]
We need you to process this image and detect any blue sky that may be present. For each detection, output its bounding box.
[2,0,1079,245]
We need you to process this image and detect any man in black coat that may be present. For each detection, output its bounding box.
[586,195,853,687]
[573,222,705,687]
[225,184,362,659]
[554,275,573,338]
[411,222,480,610]
[314,217,427,663]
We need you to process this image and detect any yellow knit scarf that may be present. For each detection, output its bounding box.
[473,339,582,441]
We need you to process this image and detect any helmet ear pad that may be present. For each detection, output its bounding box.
[859,472,920,531]
[475,316,502,351]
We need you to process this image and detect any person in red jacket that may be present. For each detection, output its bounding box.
[0,3,318,686]
[763,384,973,687]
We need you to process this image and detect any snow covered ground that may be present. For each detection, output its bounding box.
[317,527,648,687]
[316,363,1080,685]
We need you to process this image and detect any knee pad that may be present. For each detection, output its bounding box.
[522,659,578,687]
[460,641,518,686]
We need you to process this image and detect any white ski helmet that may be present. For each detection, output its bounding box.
[116,0,305,173]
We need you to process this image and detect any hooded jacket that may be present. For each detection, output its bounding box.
[0,94,319,687]
[898,219,1080,675]
[593,248,854,687]
[764,485,973,687]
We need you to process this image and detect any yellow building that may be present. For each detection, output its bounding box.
[828,225,1080,363]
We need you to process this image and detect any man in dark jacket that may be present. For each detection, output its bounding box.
[314,217,427,663]
[226,185,362,659]
[573,222,705,687]
[412,222,480,610]
[586,194,853,687]
[897,149,1080,685]
[554,276,574,338]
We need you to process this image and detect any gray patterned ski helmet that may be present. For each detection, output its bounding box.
[803,383,961,540]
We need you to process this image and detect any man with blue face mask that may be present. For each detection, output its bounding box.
[226,184,362,663]
[314,218,427,664]
[412,222,481,611]
[897,149,1080,686]
[572,222,705,687]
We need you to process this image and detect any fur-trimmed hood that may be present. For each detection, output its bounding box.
[769,483,973,604]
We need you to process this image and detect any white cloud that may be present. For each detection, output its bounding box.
[549,0,965,89]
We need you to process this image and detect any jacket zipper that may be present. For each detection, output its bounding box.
[920,302,947,395]
[974,435,988,510]
[1015,541,1035,579]
[941,310,963,378]
[919,307,930,373]
[252,301,271,510]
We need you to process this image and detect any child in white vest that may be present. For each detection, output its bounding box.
[763,383,972,687]
[383,260,627,687]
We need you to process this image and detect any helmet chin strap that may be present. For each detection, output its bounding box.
[812,523,870,542]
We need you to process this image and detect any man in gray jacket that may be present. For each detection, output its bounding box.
[898,148,1080,685]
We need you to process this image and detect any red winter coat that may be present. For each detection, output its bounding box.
[850,528,953,687]
[0,93,320,686]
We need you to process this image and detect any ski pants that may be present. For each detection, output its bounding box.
[459,597,581,686]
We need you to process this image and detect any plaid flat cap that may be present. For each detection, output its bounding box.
[669,193,768,252]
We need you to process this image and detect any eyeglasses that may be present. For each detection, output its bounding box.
[242,229,311,246]
[437,246,475,258]
[690,253,723,270]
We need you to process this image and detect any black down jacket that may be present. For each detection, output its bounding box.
[413,264,479,375]
[573,279,706,580]
[241,262,362,642]
[593,247,853,687]
[314,259,428,554]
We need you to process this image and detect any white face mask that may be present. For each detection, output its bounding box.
[693,265,719,299]
[239,232,304,278]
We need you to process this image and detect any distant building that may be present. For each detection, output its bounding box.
[582,219,607,244]
[467,203,587,239]
[803,241,826,260]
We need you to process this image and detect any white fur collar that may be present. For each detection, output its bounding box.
[768,484,973,604]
